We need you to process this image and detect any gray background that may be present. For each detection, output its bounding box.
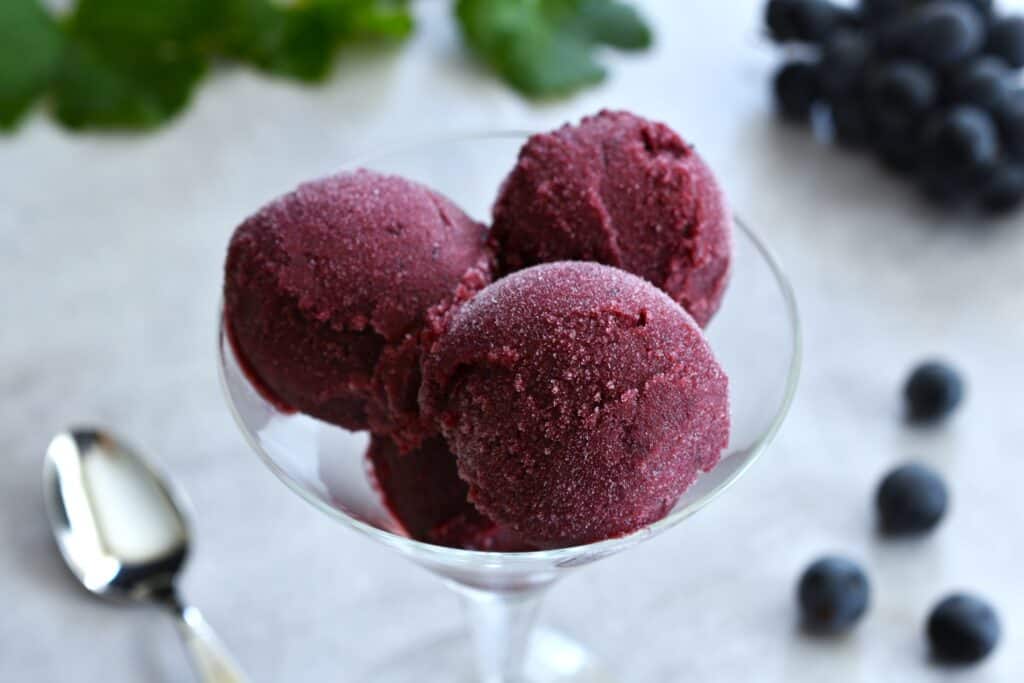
[3,1,1024,680]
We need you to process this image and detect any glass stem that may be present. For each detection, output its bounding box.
[451,581,551,683]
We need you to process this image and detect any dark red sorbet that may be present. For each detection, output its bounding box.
[224,169,492,449]
[366,434,534,552]
[491,110,731,327]
[421,262,730,549]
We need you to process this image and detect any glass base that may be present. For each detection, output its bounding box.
[357,627,617,683]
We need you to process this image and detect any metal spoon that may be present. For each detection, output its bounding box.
[43,428,248,683]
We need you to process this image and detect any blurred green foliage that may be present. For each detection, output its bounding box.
[0,0,650,133]
[456,0,652,97]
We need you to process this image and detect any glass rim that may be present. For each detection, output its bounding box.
[217,134,802,565]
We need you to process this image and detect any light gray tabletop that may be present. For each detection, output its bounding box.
[3,1,1024,681]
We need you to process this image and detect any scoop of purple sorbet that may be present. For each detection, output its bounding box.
[420,262,730,549]
[366,435,534,552]
[224,170,492,447]
[490,110,731,327]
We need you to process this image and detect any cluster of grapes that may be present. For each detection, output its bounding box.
[767,0,1024,213]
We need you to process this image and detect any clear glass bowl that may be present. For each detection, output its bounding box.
[218,133,801,682]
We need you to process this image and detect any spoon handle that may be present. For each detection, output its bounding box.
[174,605,250,683]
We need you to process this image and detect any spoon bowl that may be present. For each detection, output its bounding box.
[44,427,248,683]
[44,429,189,600]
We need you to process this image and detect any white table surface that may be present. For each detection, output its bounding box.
[3,1,1024,681]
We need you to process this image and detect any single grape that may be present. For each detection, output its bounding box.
[767,0,858,44]
[980,163,1024,213]
[875,125,923,174]
[949,56,1014,113]
[819,29,873,99]
[928,594,1001,664]
[775,61,821,122]
[878,2,986,67]
[867,60,938,130]
[859,0,915,24]
[831,98,873,147]
[986,16,1024,69]
[995,90,1024,160]
[921,106,1000,179]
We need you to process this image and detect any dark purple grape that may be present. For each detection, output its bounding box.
[928,594,1001,664]
[867,60,938,129]
[876,463,949,533]
[922,106,1000,180]
[798,557,871,633]
[904,361,965,422]
[774,61,821,122]
[980,163,1024,213]
[767,0,858,44]
[878,2,986,67]
[831,97,873,146]
[986,16,1024,69]
[875,125,922,174]
[859,0,915,24]
[994,90,1024,160]
[960,0,994,19]
[949,56,1014,113]
[920,169,975,207]
[818,29,873,98]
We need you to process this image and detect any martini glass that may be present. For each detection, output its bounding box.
[218,133,801,682]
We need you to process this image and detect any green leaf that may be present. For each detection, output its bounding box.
[53,0,214,130]
[311,0,414,39]
[220,0,413,83]
[2,0,414,132]
[53,40,206,131]
[570,0,651,50]
[230,1,336,82]
[71,0,223,48]
[455,0,652,97]
[0,0,64,130]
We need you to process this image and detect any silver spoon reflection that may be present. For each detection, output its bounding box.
[43,428,248,683]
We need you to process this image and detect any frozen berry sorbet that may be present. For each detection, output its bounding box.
[491,110,731,327]
[366,435,533,551]
[421,262,730,548]
[224,170,492,447]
